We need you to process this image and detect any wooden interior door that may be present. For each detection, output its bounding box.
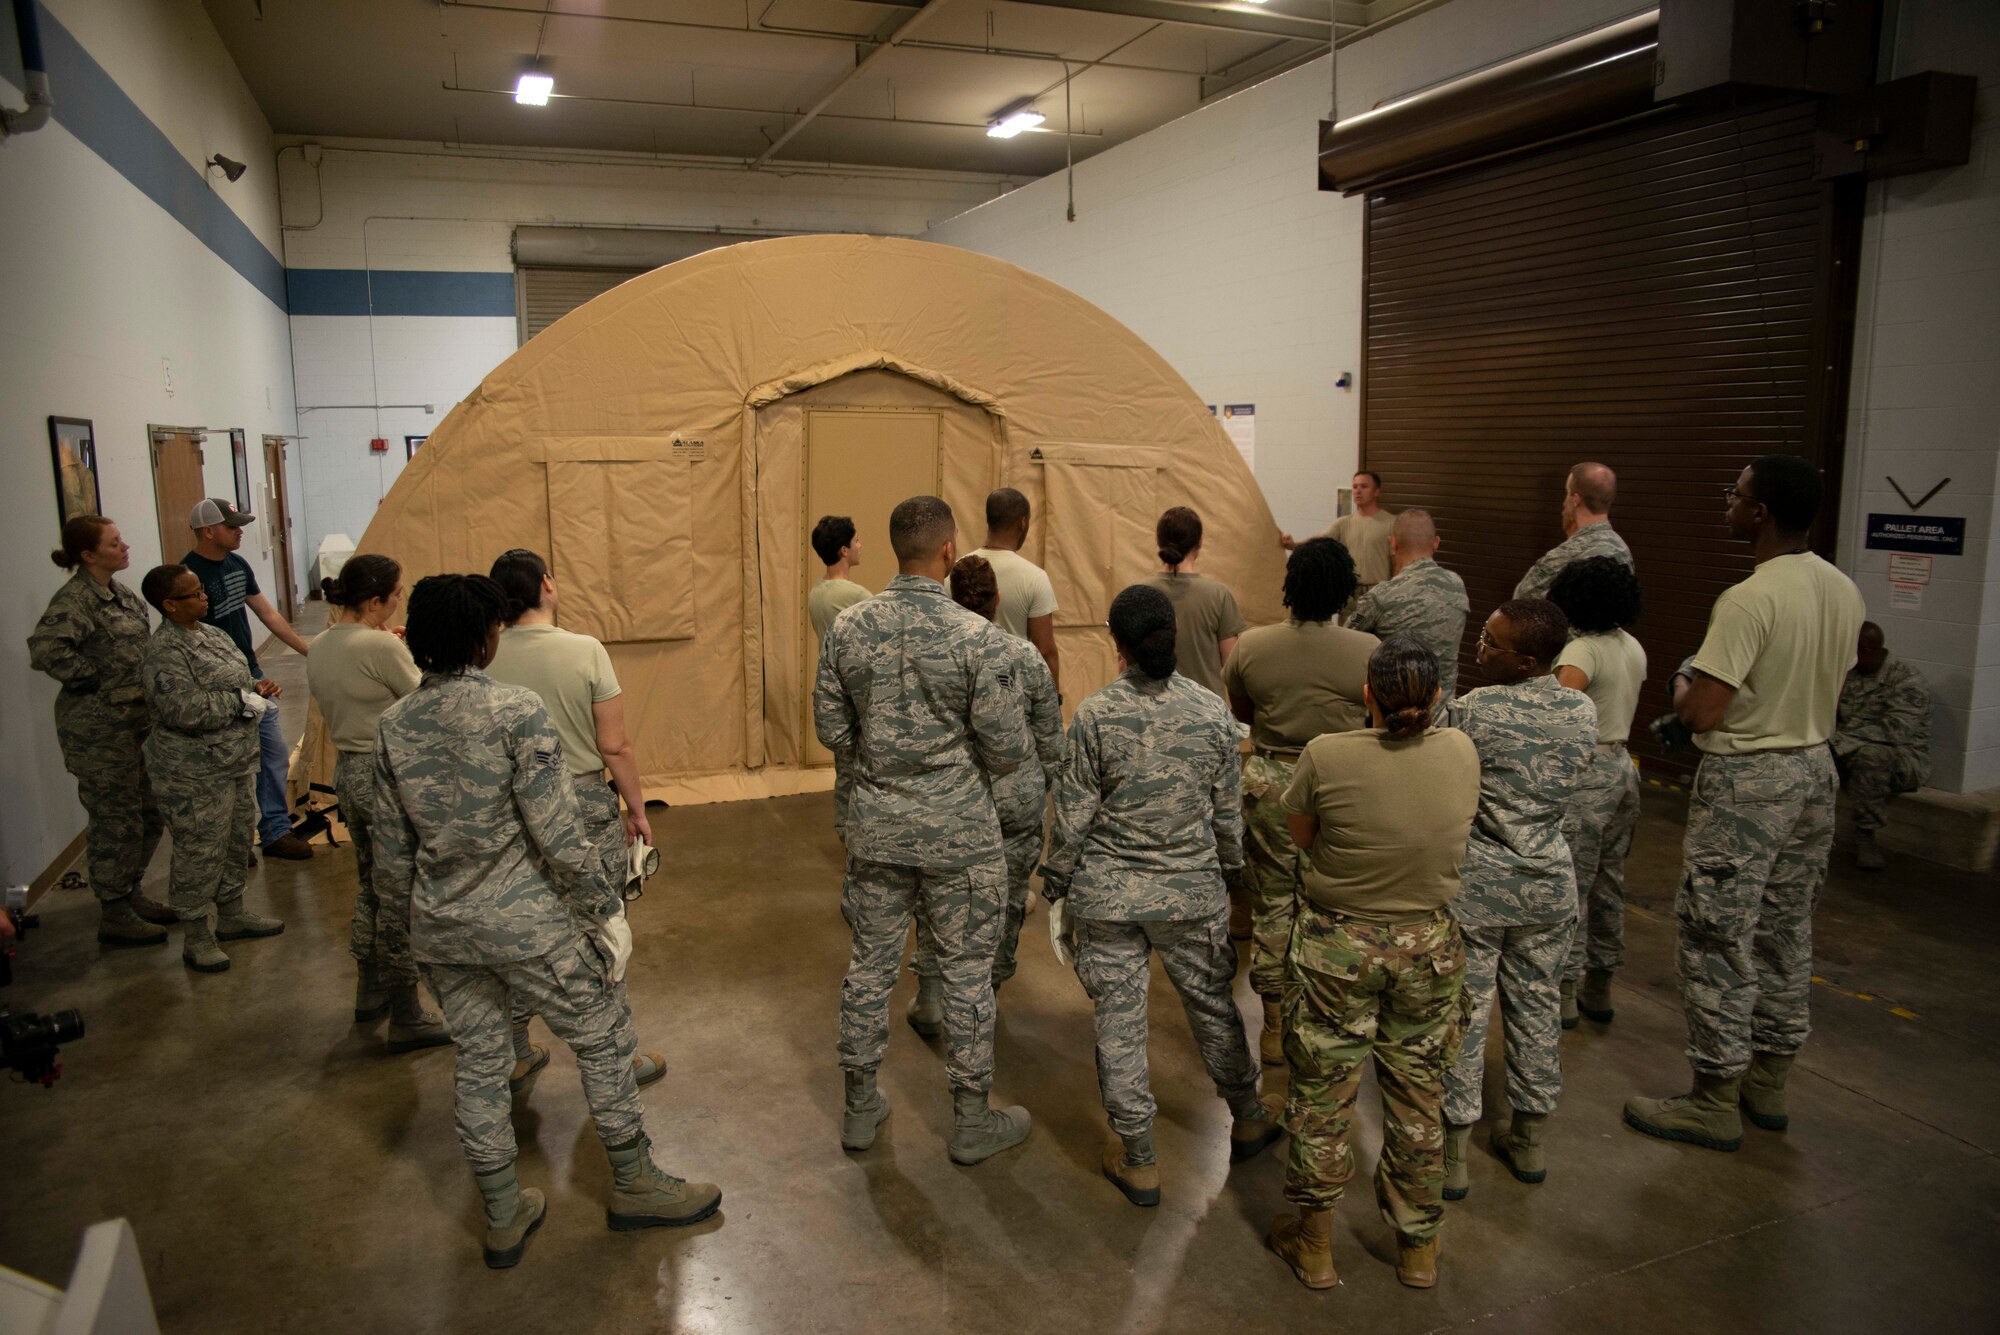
[262,436,297,620]
[800,408,941,767]
[148,427,206,564]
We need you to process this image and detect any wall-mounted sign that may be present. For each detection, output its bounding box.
[1865,514,1964,556]
[1886,553,1932,585]
[1221,403,1255,472]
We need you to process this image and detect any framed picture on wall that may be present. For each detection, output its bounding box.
[405,434,428,459]
[230,429,252,510]
[48,416,101,525]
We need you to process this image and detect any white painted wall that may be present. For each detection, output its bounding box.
[278,140,1016,563]
[1,0,297,887]
[1838,0,2000,792]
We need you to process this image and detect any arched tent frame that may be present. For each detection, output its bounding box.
[318,235,1289,807]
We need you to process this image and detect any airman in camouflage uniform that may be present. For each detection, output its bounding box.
[372,647,717,1266]
[1042,657,1277,1205]
[1348,511,1469,719]
[141,607,285,972]
[28,568,174,944]
[814,512,1035,1164]
[1513,519,1634,601]
[1832,624,1932,868]
[1443,608,1595,1193]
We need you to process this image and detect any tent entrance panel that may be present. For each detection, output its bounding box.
[542,438,698,644]
[800,409,943,767]
[1037,444,1166,708]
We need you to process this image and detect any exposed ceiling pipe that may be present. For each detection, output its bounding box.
[751,0,961,168]
[1,0,55,141]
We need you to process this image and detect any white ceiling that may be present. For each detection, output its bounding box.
[202,0,1427,176]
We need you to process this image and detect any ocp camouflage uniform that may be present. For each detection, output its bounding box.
[1444,676,1596,1126]
[28,571,164,905]
[1832,653,1932,832]
[1513,522,1634,601]
[1562,747,1641,981]
[140,620,261,920]
[1678,748,1836,1075]
[1282,908,1463,1239]
[914,625,1063,986]
[1348,557,1470,719]
[813,573,1030,1096]
[1043,670,1260,1153]
[1241,750,1303,998]
[371,670,640,1174]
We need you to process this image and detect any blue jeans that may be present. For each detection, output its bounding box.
[256,707,292,844]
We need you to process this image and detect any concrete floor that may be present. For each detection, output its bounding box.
[5,630,1998,1332]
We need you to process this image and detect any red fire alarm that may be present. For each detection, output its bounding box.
[369,437,389,454]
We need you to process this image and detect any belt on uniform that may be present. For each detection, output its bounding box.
[1301,902,1449,927]
[1596,740,1629,752]
[1253,745,1303,760]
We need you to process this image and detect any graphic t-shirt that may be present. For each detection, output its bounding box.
[182,550,262,677]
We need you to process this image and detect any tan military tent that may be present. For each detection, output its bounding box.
[335,234,1288,804]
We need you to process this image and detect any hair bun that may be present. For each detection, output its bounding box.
[1158,544,1186,567]
[51,547,74,569]
[320,577,342,605]
[1386,705,1430,738]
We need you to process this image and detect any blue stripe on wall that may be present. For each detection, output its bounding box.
[0,4,289,311]
[288,269,517,318]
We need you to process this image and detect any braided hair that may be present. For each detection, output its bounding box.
[1367,636,1438,740]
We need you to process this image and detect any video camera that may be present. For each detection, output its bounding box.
[2,885,87,1086]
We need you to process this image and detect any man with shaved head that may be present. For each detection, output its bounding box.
[1514,462,1634,600]
[1831,622,1932,870]
[1348,509,1470,718]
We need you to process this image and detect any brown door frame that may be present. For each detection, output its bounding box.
[262,436,297,621]
[147,424,207,566]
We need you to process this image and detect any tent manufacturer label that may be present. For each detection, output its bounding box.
[671,437,707,463]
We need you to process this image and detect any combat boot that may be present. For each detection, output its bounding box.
[1559,978,1579,1030]
[947,1089,1031,1165]
[96,897,167,948]
[1229,1099,1285,1162]
[1396,1233,1440,1289]
[841,1069,891,1151]
[509,1043,550,1093]
[1624,1071,1743,1151]
[1741,1052,1795,1131]
[214,897,284,941]
[1102,1133,1161,1207]
[906,975,944,1038]
[386,985,453,1053]
[1492,1111,1548,1184]
[634,1052,669,1088]
[603,1134,722,1231]
[1855,830,1886,871]
[181,917,230,973]
[1579,968,1616,1023]
[473,1163,546,1269]
[1442,1122,1471,1201]
[1259,999,1285,1067]
[127,892,178,925]
[354,962,389,1022]
[1265,1209,1336,1290]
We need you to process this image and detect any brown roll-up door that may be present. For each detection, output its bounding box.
[1363,96,1859,773]
[516,266,644,344]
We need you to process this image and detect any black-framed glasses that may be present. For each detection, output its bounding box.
[1723,484,1751,502]
[1475,628,1520,657]
[164,589,204,602]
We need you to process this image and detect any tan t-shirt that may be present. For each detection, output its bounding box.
[486,623,621,775]
[809,578,870,641]
[306,622,421,753]
[1282,727,1481,920]
[964,547,1058,640]
[1136,571,1247,700]
[1325,510,1396,587]
[1557,629,1648,744]
[1221,620,1378,751]
[1691,553,1864,755]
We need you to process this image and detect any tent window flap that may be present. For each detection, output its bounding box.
[1039,444,1164,630]
[545,450,696,644]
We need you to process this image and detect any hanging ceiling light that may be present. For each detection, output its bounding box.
[986,104,1046,139]
[515,71,554,106]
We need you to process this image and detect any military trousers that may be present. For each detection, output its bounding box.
[1442,919,1570,1126]
[425,939,643,1175]
[152,762,255,920]
[1677,747,1835,1077]
[512,776,626,1034]
[1835,742,1924,833]
[839,857,1003,1094]
[335,749,416,987]
[61,722,164,904]
[1280,906,1464,1241]
[1071,910,1260,1145]
[1563,747,1642,980]
[1241,751,1304,1000]
[911,822,1042,987]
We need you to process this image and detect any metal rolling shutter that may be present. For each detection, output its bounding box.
[1362,96,1859,771]
[515,267,645,344]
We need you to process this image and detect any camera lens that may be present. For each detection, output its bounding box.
[50,1009,85,1044]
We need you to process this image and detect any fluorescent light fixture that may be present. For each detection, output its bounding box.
[986,108,1046,139]
[515,72,554,106]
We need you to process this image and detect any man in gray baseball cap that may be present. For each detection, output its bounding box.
[183,498,316,860]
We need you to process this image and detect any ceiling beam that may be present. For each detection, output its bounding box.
[752,0,964,167]
[864,0,1333,42]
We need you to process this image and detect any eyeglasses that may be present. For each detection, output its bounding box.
[1475,628,1520,657]
[164,590,204,602]
[1723,484,1753,503]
